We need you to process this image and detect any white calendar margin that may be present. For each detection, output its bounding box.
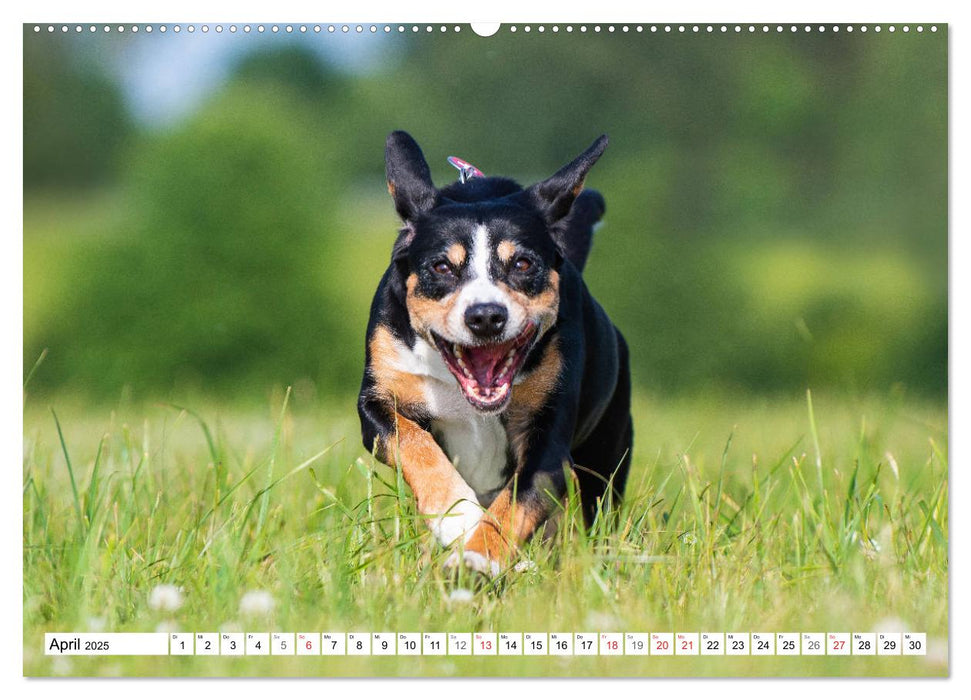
[7,0,960,697]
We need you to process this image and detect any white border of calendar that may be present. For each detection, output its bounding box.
[3,0,960,696]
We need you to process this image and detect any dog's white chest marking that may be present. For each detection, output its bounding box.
[388,335,510,501]
[431,413,508,502]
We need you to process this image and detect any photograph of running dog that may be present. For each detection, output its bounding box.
[358,132,632,577]
[23,25,946,677]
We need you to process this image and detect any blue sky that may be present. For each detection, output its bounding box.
[88,28,392,127]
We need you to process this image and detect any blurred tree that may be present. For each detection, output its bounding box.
[233,44,339,97]
[23,28,131,189]
[31,84,351,397]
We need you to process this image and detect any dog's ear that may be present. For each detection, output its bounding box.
[526,135,608,225]
[390,229,414,263]
[386,131,438,223]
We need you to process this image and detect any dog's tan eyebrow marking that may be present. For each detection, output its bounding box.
[446,243,467,267]
[497,240,516,263]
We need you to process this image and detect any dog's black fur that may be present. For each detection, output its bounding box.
[357,131,631,574]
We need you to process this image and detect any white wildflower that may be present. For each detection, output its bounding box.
[155,620,179,634]
[148,584,184,612]
[873,617,906,635]
[858,533,881,559]
[513,559,537,573]
[86,616,107,632]
[585,611,620,630]
[239,590,275,617]
[447,588,474,603]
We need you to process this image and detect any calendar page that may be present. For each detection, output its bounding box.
[22,17,948,678]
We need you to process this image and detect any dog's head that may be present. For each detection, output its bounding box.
[384,131,607,413]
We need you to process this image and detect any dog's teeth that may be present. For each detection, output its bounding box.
[454,345,463,359]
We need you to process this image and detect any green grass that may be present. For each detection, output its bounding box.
[23,390,948,677]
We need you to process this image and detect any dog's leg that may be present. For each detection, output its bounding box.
[570,330,633,526]
[362,400,482,546]
[388,413,484,546]
[461,434,574,576]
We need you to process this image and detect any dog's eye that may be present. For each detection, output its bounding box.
[432,260,453,275]
[513,257,533,272]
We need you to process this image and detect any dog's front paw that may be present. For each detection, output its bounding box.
[428,497,482,547]
[444,549,501,579]
[447,521,515,578]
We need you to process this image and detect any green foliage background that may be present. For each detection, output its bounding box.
[23,27,947,401]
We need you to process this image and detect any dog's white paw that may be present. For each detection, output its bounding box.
[429,498,482,546]
[444,550,501,578]
[461,551,501,578]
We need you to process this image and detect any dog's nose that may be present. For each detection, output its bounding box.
[465,303,508,339]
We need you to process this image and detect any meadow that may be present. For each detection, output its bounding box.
[23,388,948,677]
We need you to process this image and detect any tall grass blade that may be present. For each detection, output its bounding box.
[806,389,824,497]
[163,402,220,466]
[84,435,107,526]
[23,348,48,391]
[256,386,292,545]
[712,429,734,530]
[51,409,85,533]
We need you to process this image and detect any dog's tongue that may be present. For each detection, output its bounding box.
[464,342,512,387]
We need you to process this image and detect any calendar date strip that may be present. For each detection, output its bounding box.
[44,631,927,657]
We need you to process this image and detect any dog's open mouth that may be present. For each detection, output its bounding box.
[433,324,537,412]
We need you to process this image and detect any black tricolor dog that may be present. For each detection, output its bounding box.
[358,131,632,577]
